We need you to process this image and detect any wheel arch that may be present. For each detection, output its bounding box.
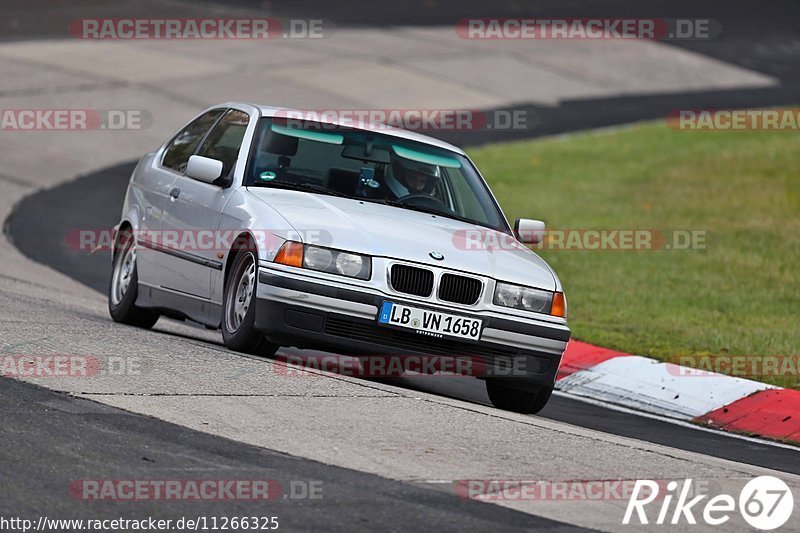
[223,231,259,287]
[112,220,135,261]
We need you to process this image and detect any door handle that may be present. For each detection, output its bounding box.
[170,187,180,200]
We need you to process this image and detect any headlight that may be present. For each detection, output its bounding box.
[494,281,564,317]
[304,246,333,270]
[521,287,551,313]
[274,242,371,280]
[334,252,364,277]
[494,283,522,308]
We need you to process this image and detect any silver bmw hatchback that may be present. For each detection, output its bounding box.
[109,102,570,413]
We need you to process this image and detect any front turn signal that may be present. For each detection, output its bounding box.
[550,292,567,318]
[274,241,304,268]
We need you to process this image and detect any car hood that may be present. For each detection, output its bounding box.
[247,188,557,290]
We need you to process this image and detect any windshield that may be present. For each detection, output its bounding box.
[245,118,508,231]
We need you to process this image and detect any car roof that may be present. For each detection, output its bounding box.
[231,103,467,156]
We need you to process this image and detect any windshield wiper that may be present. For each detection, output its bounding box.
[248,180,348,198]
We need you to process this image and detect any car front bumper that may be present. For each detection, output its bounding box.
[255,267,570,389]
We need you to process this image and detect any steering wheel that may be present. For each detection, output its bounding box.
[396,193,453,213]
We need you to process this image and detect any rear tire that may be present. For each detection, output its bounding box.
[222,250,279,357]
[486,380,553,414]
[108,230,159,329]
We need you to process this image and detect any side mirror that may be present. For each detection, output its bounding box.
[514,218,545,244]
[186,155,223,184]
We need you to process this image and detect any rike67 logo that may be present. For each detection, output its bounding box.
[624,476,793,530]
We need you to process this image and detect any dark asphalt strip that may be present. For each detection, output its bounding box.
[437,85,800,148]
[0,377,578,531]
[6,162,799,475]
[4,161,136,295]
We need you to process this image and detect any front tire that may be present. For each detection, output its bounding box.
[486,380,553,414]
[108,231,159,328]
[222,250,278,357]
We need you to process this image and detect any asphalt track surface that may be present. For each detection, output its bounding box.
[0,377,577,531]
[3,0,800,147]
[258,0,800,146]
[7,162,800,477]
[3,0,800,529]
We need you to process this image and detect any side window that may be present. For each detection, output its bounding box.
[195,109,251,179]
[162,109,225,173]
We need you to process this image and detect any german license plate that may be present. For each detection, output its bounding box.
[378,301,482,341]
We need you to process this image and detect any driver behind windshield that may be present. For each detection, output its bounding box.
[384,157,440,200]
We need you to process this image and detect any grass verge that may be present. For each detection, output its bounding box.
[468,119,800,387]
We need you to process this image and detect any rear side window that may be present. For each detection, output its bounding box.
[162,109,225,173]
[196,109,250,179]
